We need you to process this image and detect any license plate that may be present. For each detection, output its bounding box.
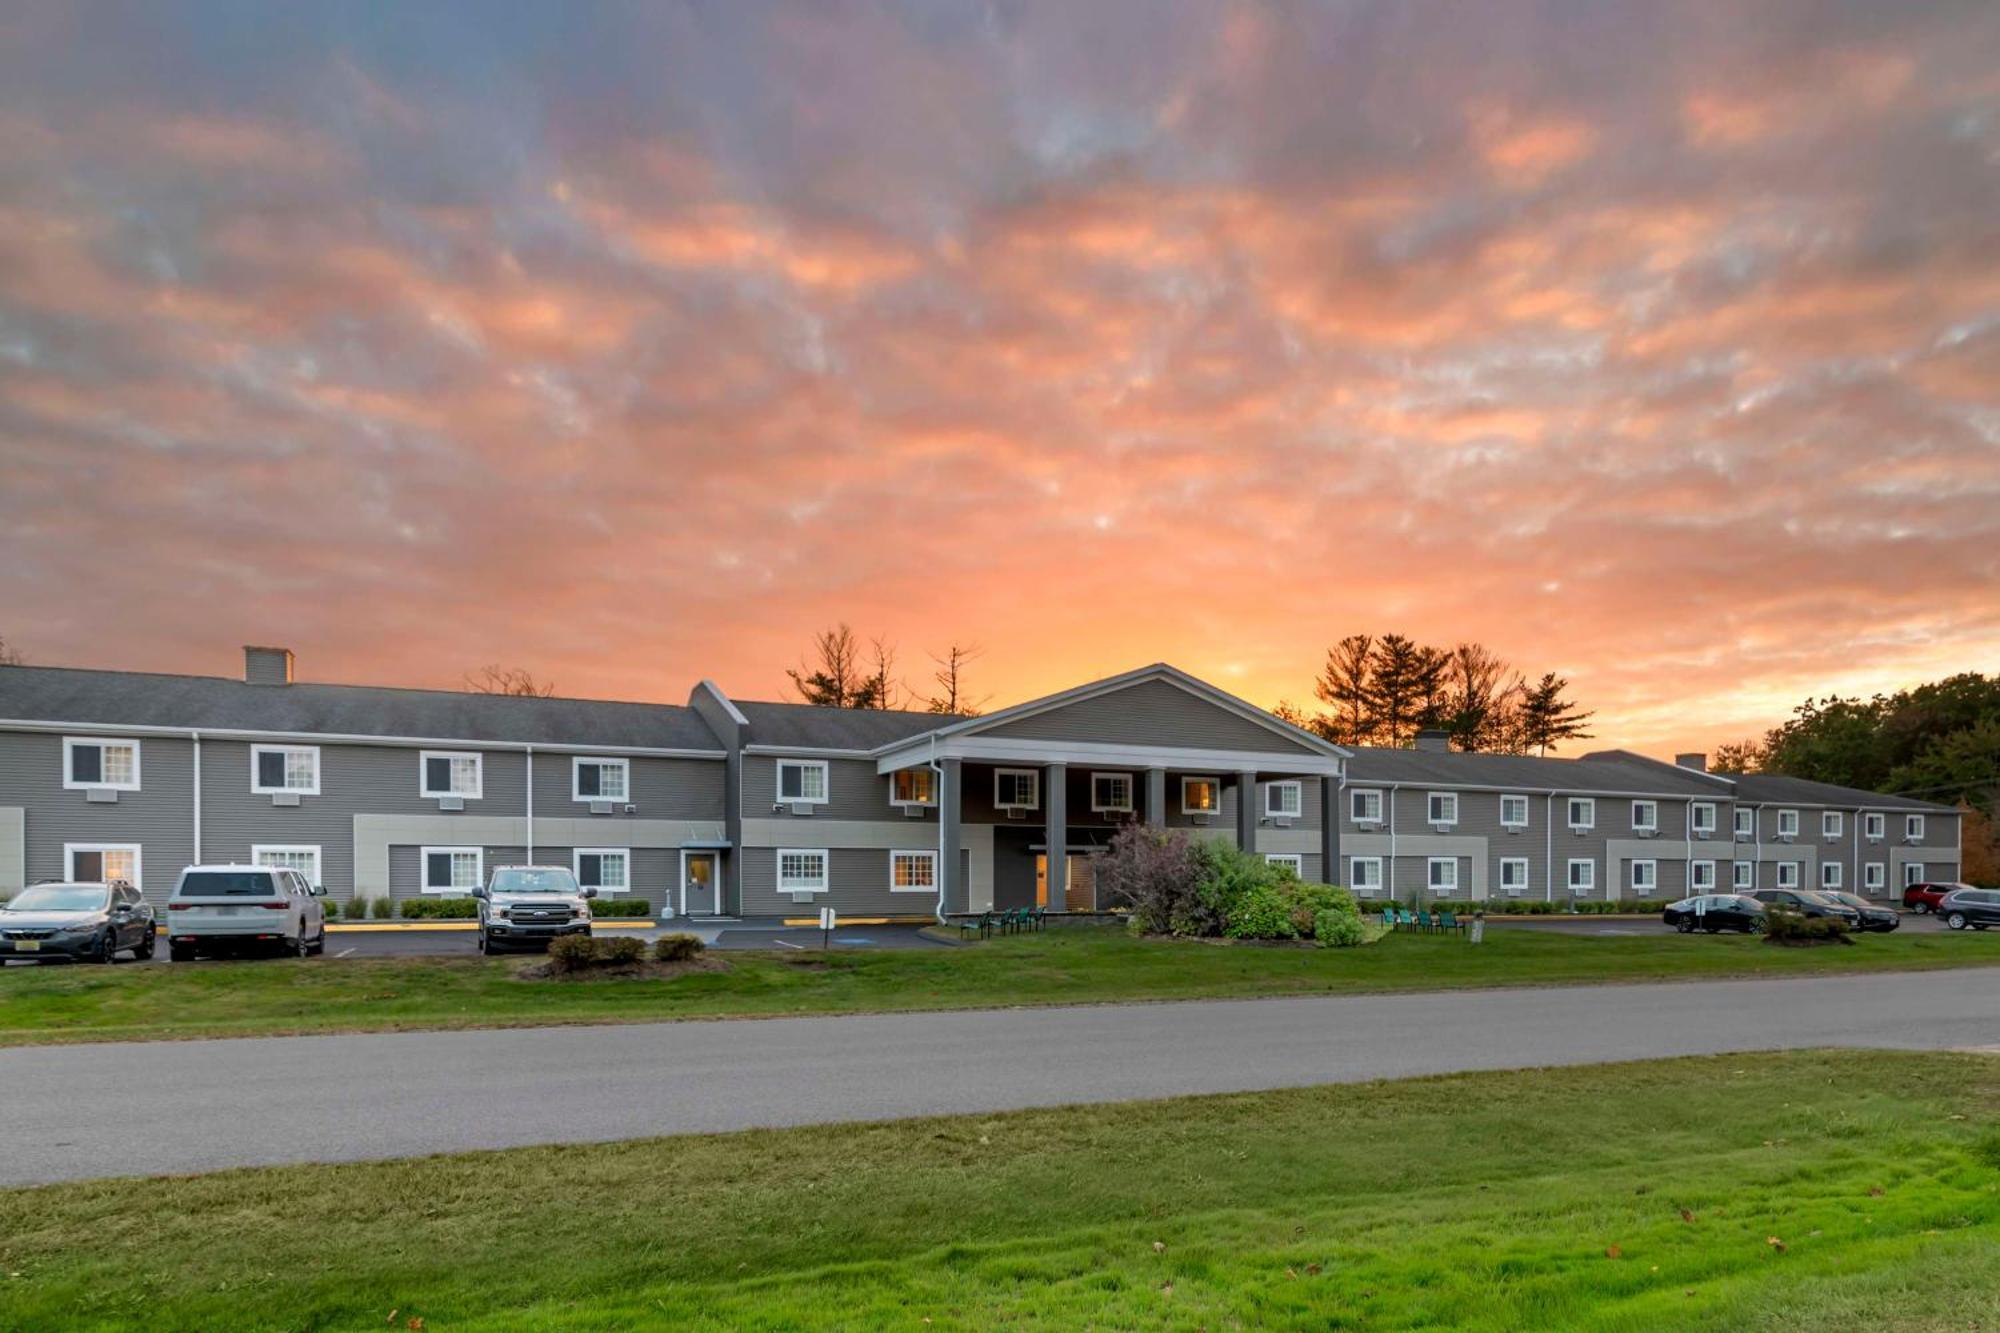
[211,905,238,917]
[14,940,39,952]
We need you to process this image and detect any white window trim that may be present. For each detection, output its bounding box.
[1864,862,1885,890]
[1776,809,1800,839]
[1691,802,1716,835]
[420,845,484,895]
[1904,861,1925,887]
[1905,814,1925,841]
[63,842,143,891]
[1426,791,1459,826]
[776,759,830,805]
[1181,775,1223,816]
[1630,858,1658,891]
[1090,771,1135,815]
[1348,787,1384,824]
[1265,853,1304,875]
[1691,860,1717,891]
[1776,861,1801,889]
[1567,858,1596,892]
[1567,798,1595,831]
[1499,794,1529,828]
[1630,801,1658,833]
[1732,861,1755,889]
[1734,807,1755,837]
[1499,857,1529,894]
[419,750,483,800]
[777,847,830,894]
[573,847,631,894]
[62,736,142,792]
[889,849,938,893]
[1820,861,1842,890]
[1821,811,1843,838]
[889,769,937,807]
[1427,856,1458,892]
[994,768,1041,810]
[250,743,321,796]
[1349,856,1384,893]
[1265,780,1303,819]
[252,844,323,888]
[1863,813,1885,840]
[572,756,631,803]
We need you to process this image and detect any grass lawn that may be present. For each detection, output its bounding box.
[2,924,1997,1047]
[2,1049,1995,1330]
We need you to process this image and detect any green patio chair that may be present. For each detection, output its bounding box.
[1414,910,1434,933]
[1439,910,1461,934]
[957,911,994,941]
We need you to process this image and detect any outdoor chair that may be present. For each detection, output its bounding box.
[1438,910,1461,934]
[957,911,994,941]
[1415,910,1434,933]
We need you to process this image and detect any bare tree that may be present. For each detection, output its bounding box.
[463,665,556,697]
[0,633,22,667]
[926,642,988,716]
[788,624,902,709]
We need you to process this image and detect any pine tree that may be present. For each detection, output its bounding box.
[1366,635,1426,745]
[1517,672,1595,756]
[1312,635,1374,744]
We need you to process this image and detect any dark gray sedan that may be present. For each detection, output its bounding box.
[0,881,156,962]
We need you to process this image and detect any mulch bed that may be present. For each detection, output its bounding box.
[512,956,733,982]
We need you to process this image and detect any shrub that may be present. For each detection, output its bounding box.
[546,934,600,973]
[369,896,395,920]
[653,933,705,963]
[1225,881,1299,939]
[399,896,480,920]
[1095,825,1207,936]
[1278,880,1351,935]
[1314,907,1367,947]
[1764,907,1853,947]
[321,899,340,920]
[1195,840,1283,936]
[590,898,652,918]
[597,935,645,964]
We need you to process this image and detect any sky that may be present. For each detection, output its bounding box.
[2,1,1996,754]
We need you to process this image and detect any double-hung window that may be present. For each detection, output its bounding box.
[890,768,936,806]
[1265,853,1304,876]
[1734,807,1754,839]
[1567,859,1595,894]
[994,769,1040,810]
[1820,861,1842,890]
[890,850,937,893]
[575,848,629,894]
[1631,800,1658,834]
[1903,861,1925,887]
[63,737,141,791]
[574,757,629,802]
[1567,798,1595,830]
[1863,812,1885,841]
[253,845,322,889]
[1427,857,1458,893]
[778,849,829,893]
[1265,781,1303,819]
[1691,802,1716,837]
[1692,860,1717,891]
[1499,857,1529,895]
[1181,776,1222,815]
[252,744,319,795]
[1821,811,1843,839]
[1091,772,1134,814]
[1905,814,1925,841]
[1776,861,1800,889]
[1426,791,1458,826]
[65,843,141,889]
[1500,795,1529,828]
[1864,862,1885,891]
[1348,788,1383,824]
[422,846,483,894]
[1349,856,1384,894]
[1732,861,1755,890]
[777,760,828,805]
[1776,809,1799,839]
[420,751,482,799]
[1630,859,1657,893]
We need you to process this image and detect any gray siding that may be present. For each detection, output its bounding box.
[746,756,914,824]
[739,846,944,917]
[982,678,1317,754]
[531,754,724,822]
[0,730,197,905]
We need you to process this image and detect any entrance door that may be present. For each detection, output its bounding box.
[680,852,720,916]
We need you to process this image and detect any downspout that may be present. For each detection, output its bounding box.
[929,735,946,925]
[1545,792,1554,903]
[1685,797,1693,895]
[1387,787,1398,903]
[191,730,202,865]
[525,746,535,862]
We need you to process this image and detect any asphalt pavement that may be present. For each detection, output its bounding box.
[2,966,1994,1185]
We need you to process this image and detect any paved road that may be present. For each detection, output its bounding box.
[3,967,1995,1186]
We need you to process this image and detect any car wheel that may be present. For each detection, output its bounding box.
[1945,912,1968,930]
[168,943,194,963]
[134,930,156,960]
[307,927,326,956]
[97,928,121,964]
[476,931,490,955]
[1676,918,1694,933]
[1703,924,1721,934]
[1911,902,1928,914]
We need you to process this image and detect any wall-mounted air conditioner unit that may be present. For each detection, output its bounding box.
[789,802,814,816]
[590,800,614,816]
[86,789,118,804]
[271,793,301,808]
[901,805,926,819]
[438,796,464,812]
[1004,807,1028,819]
[1637,830,1657,839]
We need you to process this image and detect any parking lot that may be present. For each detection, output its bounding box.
[1484,912,1952,938]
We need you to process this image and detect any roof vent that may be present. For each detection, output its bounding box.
[244,646,294,686]
[1675,752,1707,772]
[1413,729,1451,754]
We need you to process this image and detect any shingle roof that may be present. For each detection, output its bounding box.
[1344,746,1725,796]
[0,666,723,751]
[1728,771,1953,812]
[734,700,950,751]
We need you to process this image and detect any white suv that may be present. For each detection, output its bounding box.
[166,864,327,962]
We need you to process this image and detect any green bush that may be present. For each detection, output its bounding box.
[1095,825,1209,936]
[1764,907,1853,946]
[590,898,652,918]
[1278,880,1351,935]
[653,933,705,963]
[1314,907,1367,947]
[399,896,480,920]
[369,896,395,920]
[597,935,645,964]
[1195,840,1281,937]
[321,899,339,920]
[546,934,600,973]
[1224,881,1299,939]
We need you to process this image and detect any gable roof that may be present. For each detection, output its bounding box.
[733,700,950,751]
[0,665,724,752]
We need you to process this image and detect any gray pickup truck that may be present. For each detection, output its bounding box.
[473,865,595,954]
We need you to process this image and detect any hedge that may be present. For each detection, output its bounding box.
[590,898,652,917]
[398,896,481,919]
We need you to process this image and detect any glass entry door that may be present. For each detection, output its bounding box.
[681,852,720,916]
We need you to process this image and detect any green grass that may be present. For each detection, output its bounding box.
[2,924,1997,1046]
[2,1050,1995,1330]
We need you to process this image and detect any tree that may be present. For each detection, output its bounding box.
[1739,673,2000,804]
[1312,635,1374,744]
[0,634,21,666]
[1958,799,1999,887]
[1710,738,1766,774]
[1270,699,1328,736]
[925,643,988,716]
[463,665,554,697]
[1515,672,1595,756]
[1885,716,2000,807]
[1442,642,1522,752]
[1367,635,1428,746]
[1761,696,1887,792]
[787,624,903,709]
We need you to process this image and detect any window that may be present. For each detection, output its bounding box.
[1732,861,1755,890]
[573,757,629,802]
[251,744,320,795]
[1426,791,1459,826]
[1820,861,1842,890]
[1734,807,1754,839]
[1691,802,1716,836]
[1692,860,1717,891]
[64,843,141,889]
[890,768,936,806]
[1631,801,1658,833]
[1630,859,1657,892]
[1821,811,1842,838]
[63,737,141,791]
[1348,788,1383,823]
[1349,857,1384,894]
[574,848,629,894]
[1905,814,1925,841]
[1864,862,1885,891]
[1776,809,1799,839]
[1265,854,1304,876]
[1499,857,1529,895]
[777,849,829,893]
[253,845,321,889]
[1903,861,1925,887]
[777,760,829,804]
[1425,858,1457,894]
[421,846,483,894]
[1500,795,1529,828]
[994,768,1040,810]
[1091,772,1134,814]
[1265,781,1303,819]
[1182,776,1222,815]
[1863,812,1885,840]
[1568,859,1595,894]
[420,751,482,799]
[890,849,938,893]
[1567,798,1595,830]
[1776,861,1800,889]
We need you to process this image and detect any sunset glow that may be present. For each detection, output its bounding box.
[2,3,1996,752]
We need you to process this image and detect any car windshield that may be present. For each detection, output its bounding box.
[4,884,110,912]
[1823,893,1868,909]
[1798,892,1844,907]
[175,871,279,897]
[489,868,579,895]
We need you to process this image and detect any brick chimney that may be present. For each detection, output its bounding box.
[1675,752,1707,773]
[1414,728,1451,753]
[244,645,294,685]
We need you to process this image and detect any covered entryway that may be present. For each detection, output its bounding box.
[679,850,721,917]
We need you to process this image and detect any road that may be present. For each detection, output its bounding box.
[3,967,1995,1186]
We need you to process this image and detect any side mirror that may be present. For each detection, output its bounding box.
[471,886,488,900]
[582,887,597,900]
[310,884,327,897]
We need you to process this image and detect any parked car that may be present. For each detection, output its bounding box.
[1903,881,1972,914]
[1937,887,2000,931]
[473,865,594,954]
[0,880,155,963]
[1817,891,1901,932]
[165,864,326,962]
[1662,894,1766,934]
[1749,889,1862,926]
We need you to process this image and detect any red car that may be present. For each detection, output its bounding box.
[1902,881,1971,914]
